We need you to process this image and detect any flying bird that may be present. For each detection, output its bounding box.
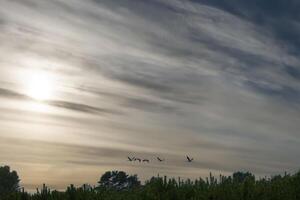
[142,159,150,163]
[127,157,134,162]
[134,158,141,162]
[186,156,194,162]
[157,157,165,162]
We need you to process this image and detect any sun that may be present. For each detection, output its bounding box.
[25,70,55,101]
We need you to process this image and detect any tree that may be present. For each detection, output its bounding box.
[0,165,20,195]
[233,171,255,183]
[98,171,140,190]
[127,174,140,188]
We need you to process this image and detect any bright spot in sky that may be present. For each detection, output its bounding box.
[25,70,55,101]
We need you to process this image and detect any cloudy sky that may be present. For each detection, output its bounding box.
[1,0,300,190]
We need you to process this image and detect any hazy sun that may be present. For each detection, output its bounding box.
[25,70,55,101]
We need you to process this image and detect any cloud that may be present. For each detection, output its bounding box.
[73,0,300,108]
[46,100,119,115]
[0,87,117,115]
[188,0,300,51]
[0,88,29,99]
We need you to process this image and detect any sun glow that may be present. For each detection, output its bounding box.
[25,70,55,101]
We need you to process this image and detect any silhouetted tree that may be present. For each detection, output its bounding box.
[233,171,255,183]
[98,171,140,190]
[4,170,300,200]
[127,174,140,188]
[0,165,20,195]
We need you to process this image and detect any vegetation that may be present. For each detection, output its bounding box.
[0,166,20,196]
[98,171,140,190]
[1,166,300,200]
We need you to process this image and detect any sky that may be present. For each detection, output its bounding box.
[0,0,300,191]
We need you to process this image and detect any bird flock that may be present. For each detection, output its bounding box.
[127,156,193,163]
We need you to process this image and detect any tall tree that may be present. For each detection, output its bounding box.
[233,171,255,183]
[0,165,20,195]
[98,171,140,190]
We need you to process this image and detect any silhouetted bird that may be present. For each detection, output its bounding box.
[127,157,134,162]
[157,157,165,162]
[142,159,150,163]
[186,156,194,162]
[134,158,141,162]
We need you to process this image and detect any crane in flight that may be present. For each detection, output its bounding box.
[186,155,194,162]
[127,157,134,162]
[157,157,165,162]
[142,159,150,163]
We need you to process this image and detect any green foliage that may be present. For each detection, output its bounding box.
[2,167,300,200]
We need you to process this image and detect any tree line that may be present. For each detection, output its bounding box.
[1,165,300,200]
